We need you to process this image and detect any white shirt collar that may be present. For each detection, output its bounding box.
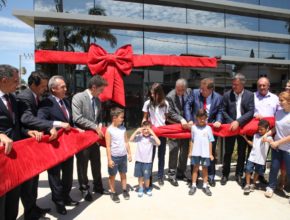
[0,90,5,97]
[234,89,244,97]
[86,89,94,100]
[52,95,62,103]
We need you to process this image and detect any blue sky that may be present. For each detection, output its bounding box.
[0,0,34,82]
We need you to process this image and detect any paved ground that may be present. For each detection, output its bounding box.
[17,145,290,220]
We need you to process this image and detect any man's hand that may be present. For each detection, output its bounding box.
[183,121,194,130]
[61,122,71,131]
[128,154,132,162]
[27,130,43,142]
[213,121,221,128]
[48,127,58,141]
[210,155,214,161]
[255,114,263,120]
[108,159,115,168]
[96,127,104,139]
[270,140,279,149]
[229,121,239,131]
[0,134,13,155]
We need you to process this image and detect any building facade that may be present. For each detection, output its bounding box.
[14,0,290,127]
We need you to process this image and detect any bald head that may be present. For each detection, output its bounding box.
[257,77,270,96]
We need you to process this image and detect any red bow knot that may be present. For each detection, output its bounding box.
[87,44,133,106]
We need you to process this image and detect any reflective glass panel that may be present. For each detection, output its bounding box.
[226,14,258,31]
[260,0,290,10]
[260,18,289,35]
[187,9,224,28]
[259,42,288,59]
[34,0,58,12]
[226,38,258,57]
[226,0,259,4]
[188,36,225,57]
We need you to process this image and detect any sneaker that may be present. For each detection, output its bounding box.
[202,186,212,196]
[110,193,120,203]
[264,187,274,198]
[138,187,144,197]
[122,190,130,200]
[244,184,251,195]
[145,188,152,196]
[158,178,164,186]
[188,186,196,196]
[250,184,255,192]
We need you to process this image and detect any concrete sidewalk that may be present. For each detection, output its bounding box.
[17,146,290,220]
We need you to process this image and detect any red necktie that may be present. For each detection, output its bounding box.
[3,94,13,117]
[35,96,39,106]
[203,97,207,110]
[59,100,69,120]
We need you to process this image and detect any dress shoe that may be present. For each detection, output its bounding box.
[64,197,79,206]
[258,175,268,185]
[158,178,164,186]
[176,174,188,181]
[208,179,216,187]
[82,190,93,202]
[221,176,228,185]
[235,176,243,186]
[169,178,179,187]
[54,203,67,215]
[39,217,51,220]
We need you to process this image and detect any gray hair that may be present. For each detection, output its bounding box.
[175,78,187,88]
[48,75,65,91]
[0,65,18,79]
[232,73,246,85]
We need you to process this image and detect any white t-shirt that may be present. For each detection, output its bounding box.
[107,125,127,157]
[274,109,290,152]
[142,100,169,127]
[191,125,215,158]
[134,134,157,163]
[248,134,272,165]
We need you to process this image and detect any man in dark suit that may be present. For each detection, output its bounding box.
[184,78,223,187]
[37,75,78,215]
[221,73,254,185]
[166,78,191,186]
[17,71,57,220]
[72,75,108,201]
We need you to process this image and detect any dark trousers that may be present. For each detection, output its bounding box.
[48,156,74,204]
[0,186,20,220]
[76,143,103,190]
[168,138,189,178]
[152,137,167,179]
[222,135,248,178]
[208,137,218,180]
[20,175,39,220]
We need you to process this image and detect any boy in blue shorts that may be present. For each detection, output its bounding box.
[242,119,272,195]
[188,109,214,196]
[105,107,132,203]
[129,121,160,197]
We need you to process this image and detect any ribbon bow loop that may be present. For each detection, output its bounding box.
[87,44,134,106]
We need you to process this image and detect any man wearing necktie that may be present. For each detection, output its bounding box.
[37,75,78,215]
[184,78,223,187]
[221,73,254,186]
[17,71,58,220]
[72,75,109,201]
[166,79,192,186]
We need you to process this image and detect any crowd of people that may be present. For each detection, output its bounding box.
[0,64,290,220]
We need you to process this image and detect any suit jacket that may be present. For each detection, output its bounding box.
[37,95,74,129]
[17,88,53,134]
[0,93,21,141]
[222,89,254,126]
[184,89,223,123]
[72,90,102,130]
[166,88,191,124]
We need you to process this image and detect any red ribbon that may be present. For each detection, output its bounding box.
[35,44,217,106]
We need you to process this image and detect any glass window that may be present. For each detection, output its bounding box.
[144,32,187,55]
[259,42,288,60]
[226,0,259,4]
[144,4,186,23]
[226,14,258,31]
[260,0,290,10]
[187,36,225,57]
[187,9,224,28]
[34,0,58,12]
[62,0,143,18]
[260,18,289,35]
[226,38,258,57]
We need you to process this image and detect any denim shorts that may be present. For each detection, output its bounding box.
[134,161,152,180]
[108,155,127,176]
[191,156,210,167]
[245,160,265,175]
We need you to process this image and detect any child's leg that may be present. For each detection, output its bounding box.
[138,177,144,189]
[144,178,150,189]
[191,165,199,185]
[245,172,251,185]
[253,173,259,185]
[202,166,208,185]
[109,175,116,193]
[120,173,127,191]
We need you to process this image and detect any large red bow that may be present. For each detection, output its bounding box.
[87,44,133,106]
